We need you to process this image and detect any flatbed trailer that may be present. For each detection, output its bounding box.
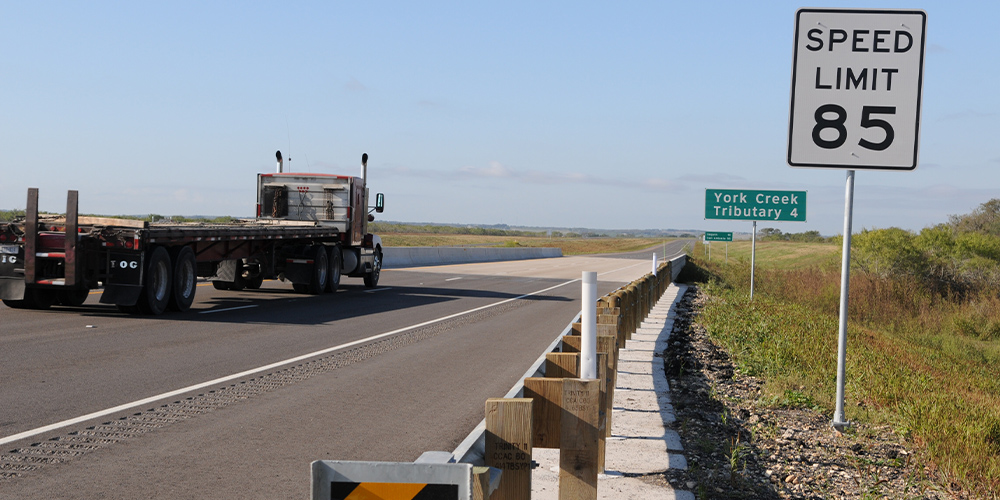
[0,152,384,315]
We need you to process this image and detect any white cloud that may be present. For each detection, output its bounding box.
[459,161,514,178]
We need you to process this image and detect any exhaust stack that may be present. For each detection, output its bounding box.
[361,153,368,187]
[275,150,283,173]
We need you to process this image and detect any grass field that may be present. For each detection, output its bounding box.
[378,233,683,256]
[684,241,1000,498]
[695,239,840,269]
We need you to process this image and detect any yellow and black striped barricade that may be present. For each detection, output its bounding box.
[312,461,478,500]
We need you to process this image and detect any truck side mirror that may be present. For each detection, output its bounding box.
[375,193,384,213]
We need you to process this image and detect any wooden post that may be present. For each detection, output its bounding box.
[559,378,600,500]
[561,337,616,447]
[595,353,608,473]
[472,466,492,500]
[485,398,533,500]
[523,378,564,449]
[545,353,579,379]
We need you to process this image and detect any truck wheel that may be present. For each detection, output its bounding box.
[245,273,264,290]
[326,246,342,293]
[2,297,31,309]
[168,246,197,312]
[229,264,247,291]
[137,246,172,315]
[363,248,381,288]
[305,244,328,295]
[5,289,56,310]
[117,304,141,314]
[57,288,91,307]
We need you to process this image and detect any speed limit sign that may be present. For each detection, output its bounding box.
[788,9,926,170]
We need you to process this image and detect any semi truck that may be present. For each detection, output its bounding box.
[0,152,385,315]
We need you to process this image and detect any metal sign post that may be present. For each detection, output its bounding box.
[788,8,926,431]
[750,221,756,300]
[705,190,806,300]
[834,170,856,429]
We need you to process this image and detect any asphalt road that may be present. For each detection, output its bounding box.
[0,240,689,499]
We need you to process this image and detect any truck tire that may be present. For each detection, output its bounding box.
[117,304,141,314]
[57,288,91,307]
[229,265,247,291]
[304,244,328,295]
[244,259,265,290]
[326,245,342,293]
[245,273,264,290]
[363,248,381,288]
[168,246,197,312]
[1,298,27,309]
[3,289,56,310]
[137,246,172,315]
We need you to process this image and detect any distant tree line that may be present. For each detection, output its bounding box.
[369,222,549,237]
[0,209,25,222]
[0,209,237,224]
[757,228,831,243]
[369,222,652,239]
[850,199,1000,294]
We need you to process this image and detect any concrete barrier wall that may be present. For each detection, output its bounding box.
[382,246,563,269]
[669,254,686,281]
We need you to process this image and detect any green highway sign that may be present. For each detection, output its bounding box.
[705,189,807,222]
[704,231,733,242]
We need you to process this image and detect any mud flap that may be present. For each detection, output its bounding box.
[100,284,143,306]
[0,276,26,301]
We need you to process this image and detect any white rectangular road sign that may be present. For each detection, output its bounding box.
[788,9,926,170]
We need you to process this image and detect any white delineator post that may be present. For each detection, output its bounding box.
[651,253,657,276]
[750,221,757,300]
[581,272,598,380]
[833,170,856,431]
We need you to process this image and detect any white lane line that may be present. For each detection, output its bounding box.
[364,287,393,293]
[445,277,463,282]
[199,305,259,315]
[0,278,579,446]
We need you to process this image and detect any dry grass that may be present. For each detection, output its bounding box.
[689,246,1000,498]
[694,240,840,269]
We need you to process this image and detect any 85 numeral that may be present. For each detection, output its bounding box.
[813,105,896,151]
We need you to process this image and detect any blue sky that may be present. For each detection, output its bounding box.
[2,1,996,235]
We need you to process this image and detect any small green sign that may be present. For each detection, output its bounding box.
[704,231,733,242]
[705,189,807,222]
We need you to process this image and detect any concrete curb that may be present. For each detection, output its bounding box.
[381,246,562,269]
[530,283,694,500]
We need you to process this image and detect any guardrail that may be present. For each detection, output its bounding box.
[450,253,686,466]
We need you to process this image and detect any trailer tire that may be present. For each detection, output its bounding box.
[363,248,381,288]
[168,246,197,312]
[2,297,32,309]
[304,245,328,295]
[57,288,91,307]
[137,246,172,315]
[245,273,264,290]
[3,289,56,310]
[326,245,342,293]
[117,304,141,314]
[229,265,247,292]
